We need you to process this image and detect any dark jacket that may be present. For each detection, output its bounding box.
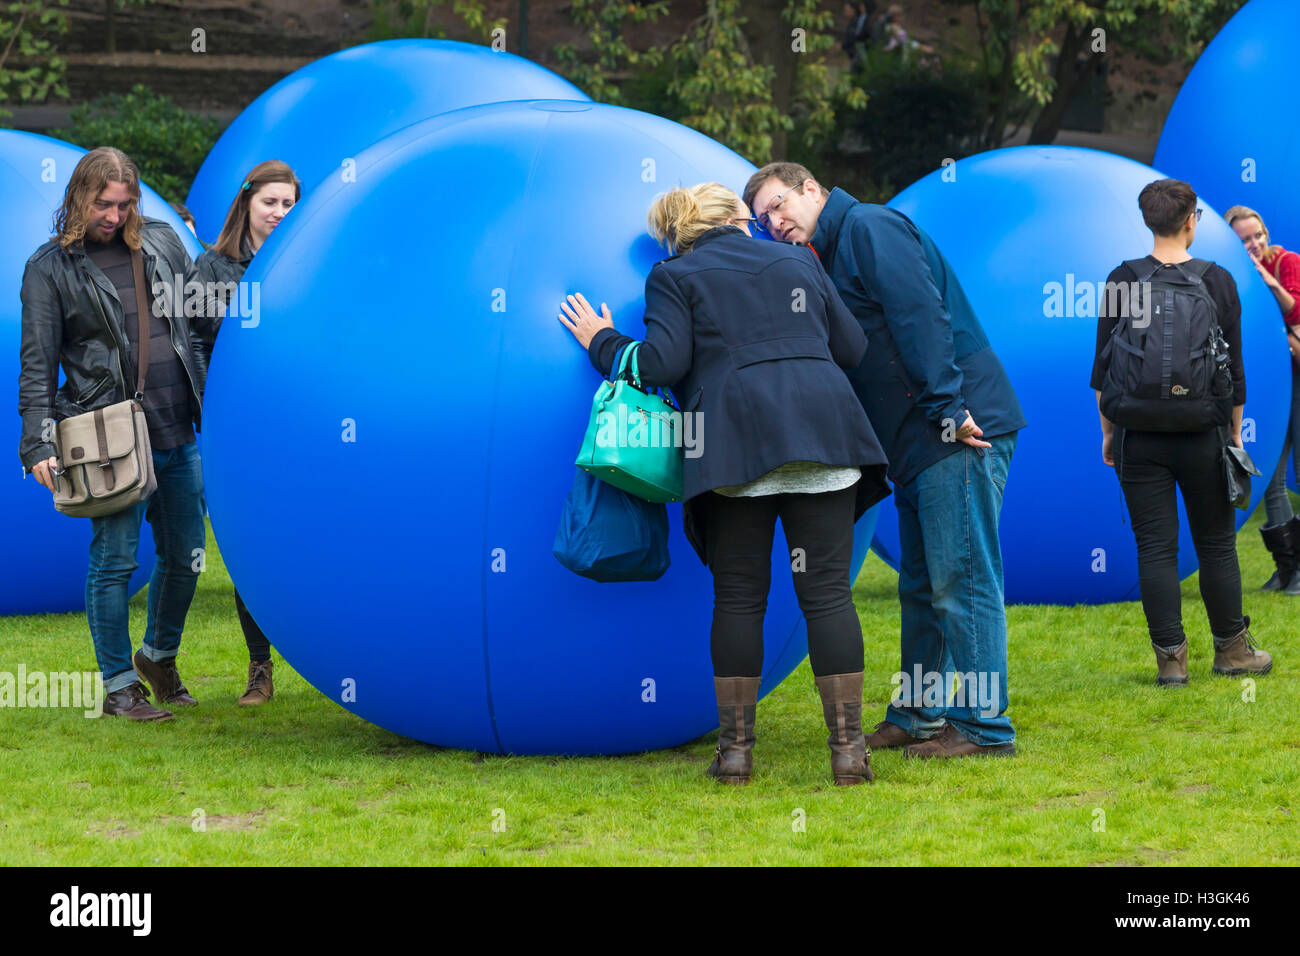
[588,225,891,564]
[17,217,219,472]
[813,187,1027,485]
[194,245,252,306]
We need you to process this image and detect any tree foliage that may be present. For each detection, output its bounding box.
[59,84,219,203]
[0,0,68,121]
[366,0,505,45]
[948,0,1248,146]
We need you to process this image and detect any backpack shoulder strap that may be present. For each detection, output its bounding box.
[1182,258,1213,279]
[1121,258,1156,281]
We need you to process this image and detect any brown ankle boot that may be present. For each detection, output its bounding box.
[815,672,873,785]
[1213,619,1273,676]
[705,676,760,785]
[132,649,196,706]
[1152,640,1189,686]
[238,659,274,706]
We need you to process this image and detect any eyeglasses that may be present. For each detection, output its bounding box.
[731,217,757,226]
[1195,208,1203,221]
[757,184,801,232]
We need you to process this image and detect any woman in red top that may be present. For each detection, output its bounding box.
[1226,205,1300,593]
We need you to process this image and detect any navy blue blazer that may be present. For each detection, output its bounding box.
[813,188,1027,485]
[588,225,891,564]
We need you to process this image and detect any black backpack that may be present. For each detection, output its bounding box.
[1099,258,1233,432]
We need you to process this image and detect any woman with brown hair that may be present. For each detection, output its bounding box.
[195,160,301,706]
[558,182,891,786]
[1224,204,1300,594]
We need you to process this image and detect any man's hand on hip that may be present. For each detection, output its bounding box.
[956,413,992,449]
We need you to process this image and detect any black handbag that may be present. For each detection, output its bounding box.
[1221,427,1261,511]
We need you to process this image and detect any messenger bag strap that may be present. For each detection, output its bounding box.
[92,407,117,491]
[129,245,151,401]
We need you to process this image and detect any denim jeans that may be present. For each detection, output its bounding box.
[886,433,1017,746]
[1262,370,1300,527]
[85,440,205,694]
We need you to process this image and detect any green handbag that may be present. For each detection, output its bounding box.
[575,343,684,503]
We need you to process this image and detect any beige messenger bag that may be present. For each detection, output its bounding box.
[51,246,157,518]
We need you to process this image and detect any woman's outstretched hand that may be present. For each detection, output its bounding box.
[558,293,614,349]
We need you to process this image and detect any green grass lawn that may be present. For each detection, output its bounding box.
[1,511,1296,866]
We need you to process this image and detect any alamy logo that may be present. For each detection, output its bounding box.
[890,666,1001,719]
[594,405,703,459]
[49,886,151,935]
[151,273,260,328]
[0,666,103,717]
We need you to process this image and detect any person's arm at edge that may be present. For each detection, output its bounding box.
[811,248,867,369]
[18,261,63,484]
[587,265,693,388]
[851,209,967,429]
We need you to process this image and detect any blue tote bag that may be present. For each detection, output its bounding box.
[553,468,671,582]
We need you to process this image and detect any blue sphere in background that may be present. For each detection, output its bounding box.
[866,146,1287,605]
[184,39,589,241]
[1,131,201,614]
[200,100,878,755]
[1155,0,1300,243]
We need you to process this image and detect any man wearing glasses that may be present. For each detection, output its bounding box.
[743,162,1026,759]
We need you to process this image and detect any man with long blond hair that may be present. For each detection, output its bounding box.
[18,146,219,721]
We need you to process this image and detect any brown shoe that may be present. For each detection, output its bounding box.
[102,682,173,721]
[133,649,197,706]
[1152,640,1189,686]
[815,672,873,785]
[705,676,760,785]
[903,723,1015,759]
[1213,619,1273,676]
[864,719,928,749]
[238,659,274,707]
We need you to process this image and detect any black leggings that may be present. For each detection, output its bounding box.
[233,588,272,662]
[1117,428,1245,648]
[704,485,864,678]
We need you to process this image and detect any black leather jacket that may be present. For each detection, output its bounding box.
[194,245,252,314]
[18,217,219,471]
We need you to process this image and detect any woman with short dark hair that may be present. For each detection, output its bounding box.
[1093,179,1273,685]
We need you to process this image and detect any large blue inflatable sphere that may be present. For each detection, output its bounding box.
[201,100,880,755]
[1156,0,1300,243]
[2,131,199,614]
[866,146,1287,605]
[185,39,589,241]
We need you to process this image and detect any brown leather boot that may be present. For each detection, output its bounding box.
[864,719,927,749]
[815,672,873,785]
[1152,640,1189,686]
[1213,618,1273,676]
[238,659,274,707]
[102,682,173,721]
[133,649,197,706]
[705,676,760,785]
[903,723,1015,759]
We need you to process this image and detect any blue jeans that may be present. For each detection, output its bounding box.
[85,440,205,694]
[886,433,1017,746]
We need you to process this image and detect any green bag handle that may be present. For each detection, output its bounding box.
[613,342,637,383]
[615,341,680,409]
